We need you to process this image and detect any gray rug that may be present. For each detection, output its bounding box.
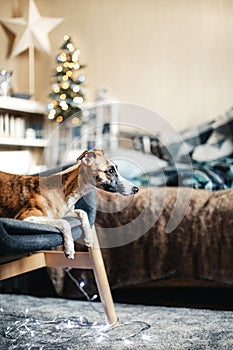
[0,294,233,349]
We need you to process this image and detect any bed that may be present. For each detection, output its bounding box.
[47,108,233,299]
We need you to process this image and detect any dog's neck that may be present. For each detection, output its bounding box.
[60,163,93,204]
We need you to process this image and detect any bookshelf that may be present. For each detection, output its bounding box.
[0,96,47,144]
[46,102,119,167]
[0,96,48,173]
[0,137,48,148]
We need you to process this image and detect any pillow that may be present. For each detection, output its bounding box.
[108,148,167,179]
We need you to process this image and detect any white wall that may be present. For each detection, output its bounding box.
[1,0,233,130]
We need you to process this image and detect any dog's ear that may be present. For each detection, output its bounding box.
[77,150,88,162]
[78,150,96,166]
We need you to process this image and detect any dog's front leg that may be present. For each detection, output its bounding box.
[23,216,75,259]
[73,209,94,248]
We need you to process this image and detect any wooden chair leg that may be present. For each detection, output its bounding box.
[88,226,118,326]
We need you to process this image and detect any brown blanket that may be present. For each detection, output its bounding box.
[50,187,233,298]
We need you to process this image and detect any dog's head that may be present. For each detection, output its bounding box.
[77,149,139,196]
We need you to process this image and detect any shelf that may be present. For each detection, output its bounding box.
[0,138,48,148]
[0,96,46,115]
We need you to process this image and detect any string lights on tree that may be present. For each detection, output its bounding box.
[47,35,86,123]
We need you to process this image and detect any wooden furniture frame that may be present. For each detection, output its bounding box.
[0,226,118,326]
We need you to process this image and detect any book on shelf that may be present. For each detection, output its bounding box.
[0,113,42,139]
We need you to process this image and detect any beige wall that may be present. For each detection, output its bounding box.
[1,0,233,131]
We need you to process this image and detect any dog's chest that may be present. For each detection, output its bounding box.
[43,189,80,218]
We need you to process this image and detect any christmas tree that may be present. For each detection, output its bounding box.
[47,35,86,123]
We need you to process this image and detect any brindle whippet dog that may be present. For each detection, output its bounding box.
[0,150,139,258]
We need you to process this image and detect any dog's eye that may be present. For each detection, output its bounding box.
[107,167,116,174]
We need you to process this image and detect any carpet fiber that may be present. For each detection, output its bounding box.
[0,294,233,349]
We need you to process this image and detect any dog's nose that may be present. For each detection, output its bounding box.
[132,186,139,194]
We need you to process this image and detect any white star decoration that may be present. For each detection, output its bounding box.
[0,0,63,96]
[0,0,63,57]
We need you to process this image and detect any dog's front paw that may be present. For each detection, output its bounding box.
[84,238,94,248]
[64,249,75,259]
[64,242,75,259]
[65,251,75,259]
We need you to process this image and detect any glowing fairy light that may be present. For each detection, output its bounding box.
[79,281,85,288]
[78,75,85,83]
[65,268,103,314]
[73,96,83,104]
[56,115,63,123]
[60,101,68,110]
[67,43,74,52]
[58,52,67,62]
[72,49,80,62]
[82,110,90,117]
[60,93,66,100]
[62,82,69,89]
[66,70,72,77]
[72,84,80,92]
[47,102,54,110]
[48,109,56,119]
[53,85,60,93]
[71,117,81,125]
